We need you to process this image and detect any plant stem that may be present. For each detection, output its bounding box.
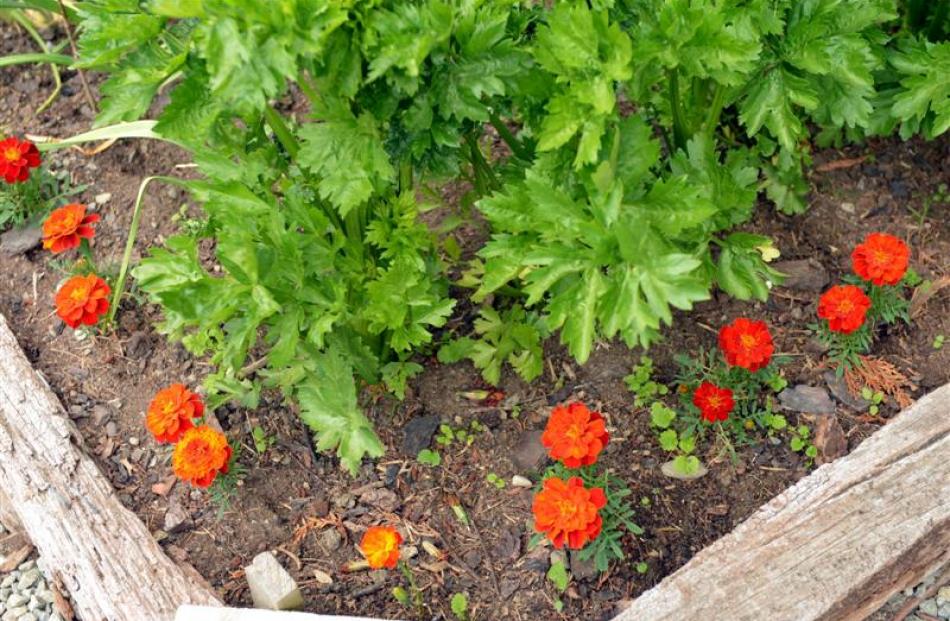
[399,160,412,194]
[489,111,532,161]
[263,105,299,158]
[703,84,726,138]
[57,0,97,112]
[9,10,62,114]
[464,133,500,194]
[668,69,687,152]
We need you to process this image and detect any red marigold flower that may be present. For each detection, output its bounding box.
[360,526,402,569]
[693,382,734,423]
[146,384,204,444]
[54,274,110,329]
[718,317,774,372]
[42,203,100,254]
[851,233,909,286]
[172,425,232,488]
[541,402,609,468]
[0,137,41,184]
[818,285,871,334]
[532,476,606,550]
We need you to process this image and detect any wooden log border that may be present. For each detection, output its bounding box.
[613,382,950,621]
[0,313,222,620]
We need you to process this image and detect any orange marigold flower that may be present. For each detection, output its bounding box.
[851,232,909,286]
[693,382,734,423]
[42,203,100,254]
[818,284,871,334]
[718,317,774,372]
[359,526,402,569]
[54,274,110,329]
[172,425,232,488]
[532,476,606,550]
[0,137,40,184]
[541,402,609,468]
[146,384,204,444]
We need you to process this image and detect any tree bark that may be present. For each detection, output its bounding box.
[0,313,222,621]
[613,383,950,621]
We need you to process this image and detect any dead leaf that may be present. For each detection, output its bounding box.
[814,156,867,172]
[0,544,33,573]
[151,476,177,496]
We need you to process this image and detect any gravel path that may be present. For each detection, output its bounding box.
[0,525,62,621]
[868,570,950,621]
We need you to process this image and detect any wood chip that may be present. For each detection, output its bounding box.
[0,543,33,572]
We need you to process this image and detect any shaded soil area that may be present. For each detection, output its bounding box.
[2,21,949,621]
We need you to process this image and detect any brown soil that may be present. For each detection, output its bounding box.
[2,21,949,621]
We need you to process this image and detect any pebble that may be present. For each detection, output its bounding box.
[0,558,56,621]
[94,192,112,205]
[510,430,546,472]
[511,475,533,488]
[401,415,441,456]
[778,385,835,414]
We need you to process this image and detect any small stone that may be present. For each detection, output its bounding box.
[938,603,950,619]
[401,414,441,456]
[920,599,939,616]
[5,595,27,609]
[1,576,14,589]
[91,405,110,426]
[569,551,598,582]
[358,487,399,513]
[48,614,62,621]
[18,612,37,621]
[318,529,342,552]
[778,385,835,414]
[129,437,139,446]
[937,586,950,604]
[163,501,190,533]
[510,430,546,472]
[105,422,118,437]
[330,492,355,510]
[839,202,856,214]
[813,413,848,465]
[27,595,40,610]
[312,569,333,585]
[773,259,830,292]
[511,475,533,488]
[94,192,112,205]
[16,569,40,590]
[244,552,304,611]
[823,372,870,411]
[0,226,42,257]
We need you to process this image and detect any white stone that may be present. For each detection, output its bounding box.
[511,475,532,488]
[94,193,112,205]
[243,552,303,611]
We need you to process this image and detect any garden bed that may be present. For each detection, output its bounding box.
[3,19,950,621]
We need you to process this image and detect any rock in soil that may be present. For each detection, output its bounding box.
[569,550,598,582]
[401,414,441,456]
[0,226,41,257]
[244,552,304,611]
[772,259,830,291]
[824,371,870,411]
[358,487,399,513]
[778,385,835,414]
[510,429,546,473]
[318,528,342,552]
[813,413,848,465]
[163,500,190,534]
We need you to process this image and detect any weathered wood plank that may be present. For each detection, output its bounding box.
[613,383,950,621]
[0,313,222,620]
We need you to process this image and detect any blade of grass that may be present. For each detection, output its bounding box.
[0,52,73,67]
[28,120,180,152]
[7,9,63,114]
[107,175,191,327]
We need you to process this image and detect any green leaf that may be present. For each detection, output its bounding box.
[381,361,424,400]
[658,429,679,452]
[295,347,385,476]
[298,101,395,215]
[546,561,570,592]
[417,449,441,467]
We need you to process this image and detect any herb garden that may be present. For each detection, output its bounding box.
[0,1,948,620]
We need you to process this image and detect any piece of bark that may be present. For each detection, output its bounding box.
[613,383,950,621]
[0,312,222,621]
